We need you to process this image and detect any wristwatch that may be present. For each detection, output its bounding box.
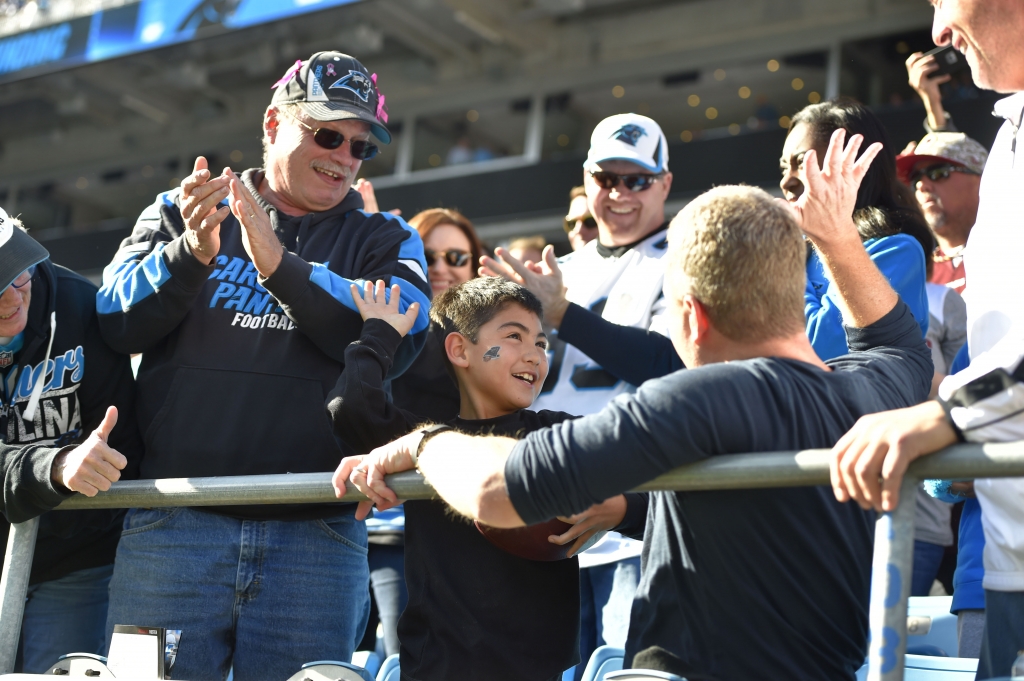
[414,424,453,465]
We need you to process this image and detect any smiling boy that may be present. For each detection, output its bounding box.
[329,277,640,681]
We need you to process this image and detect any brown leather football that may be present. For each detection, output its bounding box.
[475,518,575,561]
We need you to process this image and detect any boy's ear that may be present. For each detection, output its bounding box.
[445,332,472,370]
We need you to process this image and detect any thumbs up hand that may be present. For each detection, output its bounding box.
[51,407,128,496]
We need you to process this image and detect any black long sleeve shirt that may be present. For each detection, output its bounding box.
[505,301,933,680]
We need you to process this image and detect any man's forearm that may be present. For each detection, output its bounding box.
[814,231,898,328]
[417,433,525,527]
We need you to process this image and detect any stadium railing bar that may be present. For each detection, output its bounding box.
[2,442,1024,680]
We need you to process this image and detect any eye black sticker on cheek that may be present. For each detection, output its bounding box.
[483,346,500,361]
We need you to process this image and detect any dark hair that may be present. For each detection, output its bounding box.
[789,98,935,257]
[430,277,543,380]
[408,208,485,278]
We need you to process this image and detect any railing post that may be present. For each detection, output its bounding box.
[866,476,918,681]
[0,518,39,674]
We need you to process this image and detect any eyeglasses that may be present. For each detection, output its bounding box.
[564,216,597,233]
[588,170,664,192]
[3,266,34,294]
[425,249,471,268]
[908,163,979,184]
[285,112,379,160]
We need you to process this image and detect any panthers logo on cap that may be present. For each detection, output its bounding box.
[329,70,374,103]
[611,124,647,147]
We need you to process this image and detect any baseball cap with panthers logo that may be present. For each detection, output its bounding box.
[0,206,48,293]
[271,51,391,144]
[585,113,669,174]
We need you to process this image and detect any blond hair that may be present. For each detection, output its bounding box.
[667,185,805,342]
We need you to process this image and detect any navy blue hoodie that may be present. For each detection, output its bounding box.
[0,260,141,584]
[96,169,430,519]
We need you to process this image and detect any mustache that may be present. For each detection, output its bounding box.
[310,159,352,180]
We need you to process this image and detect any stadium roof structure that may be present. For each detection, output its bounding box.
[0,0,997,276]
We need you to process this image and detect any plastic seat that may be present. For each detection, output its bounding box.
[605,670,687,680]
[287,660,374,681]
[351,651,381,678]
[376,654,400,681]
[857,653,977,681]
[904,654,978,680]
[907,596,959,657]
[580,646,625,681]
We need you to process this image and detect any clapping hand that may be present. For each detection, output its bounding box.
[225,167,283,278]
[480,245,570,328]
[350,280,420,338]
[785,128,882,249]
[179,157,229,265]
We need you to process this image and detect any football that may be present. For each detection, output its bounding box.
[475,519,576,562]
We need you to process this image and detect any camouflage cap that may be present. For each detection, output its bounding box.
[896,132,988,184]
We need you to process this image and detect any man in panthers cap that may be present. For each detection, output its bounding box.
[482,113,673,678]
[97,51,430,680]
[897,131,988,293]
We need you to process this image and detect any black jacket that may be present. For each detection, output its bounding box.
[97,170,431,519]
[0,261,141,585]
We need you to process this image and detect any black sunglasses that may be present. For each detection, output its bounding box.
[908,163,978,184]
[565,216,597,232]
[588,170,663,192]
[287,113,379,160]
[425,249,471,268]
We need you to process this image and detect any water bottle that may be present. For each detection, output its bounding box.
[1012,650,1024,677]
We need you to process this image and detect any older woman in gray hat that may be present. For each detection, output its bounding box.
[0,206,140,673]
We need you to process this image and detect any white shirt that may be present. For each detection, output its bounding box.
[939,92,1024,591]
[533,227,671,567]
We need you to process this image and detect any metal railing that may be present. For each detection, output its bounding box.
[2,441,1023,680]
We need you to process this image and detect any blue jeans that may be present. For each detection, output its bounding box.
[367,543,407,658]
[18,564,113,673]
[105,507,370,681]
[912,540,947,597]
[977,590,1024,679]
[573,557,641,681]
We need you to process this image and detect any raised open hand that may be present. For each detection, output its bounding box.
[789,128,882,249]
[350,280,420,337]
[479,245,570,328]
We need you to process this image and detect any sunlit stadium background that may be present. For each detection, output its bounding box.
[0,0,1004,280]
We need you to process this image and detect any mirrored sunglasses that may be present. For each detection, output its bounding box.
[588,170,663,192]
[425,249,471,268]
[908,163,979,184]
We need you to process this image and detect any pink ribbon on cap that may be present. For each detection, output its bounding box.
[271,60,303,89]
[371,73,388,123]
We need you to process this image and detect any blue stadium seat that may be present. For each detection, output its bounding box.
[289,660,374,681]
[580,646,625,681]
[856,654,978,680]
[351,651,381,678]
[907,596,958,657]
[376,654,400,681]
[904,654,978,680]
[605,670,687,680]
